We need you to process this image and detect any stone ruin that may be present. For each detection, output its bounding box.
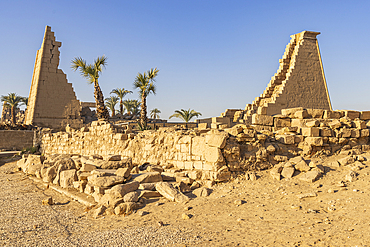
[206,30,332,128]
[12,29,370,216]
[24,26,85,129]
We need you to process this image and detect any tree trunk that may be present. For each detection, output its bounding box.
[120,100,123,115]
[11,106,15,125]
[140,93,147,127]
[93,80,109,120]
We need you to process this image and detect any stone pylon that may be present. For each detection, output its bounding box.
[25,26,82,128]
[245,31,332,117]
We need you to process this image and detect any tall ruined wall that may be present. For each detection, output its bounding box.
[0,130,35,150]
[25,26,82,129]
[247,31,331,117]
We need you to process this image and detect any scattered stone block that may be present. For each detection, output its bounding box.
[252,114,273,126]
[295,160,310,172]
[193,187,212,197]
[155,182,190,203]
[59,169,77,188]
[281,166,295,178]
[105,181,140,198]
[134,172,163,183]
[305,137,324,146]
[115,167,131,178]
[299,170,321,182]
[88,176,124,187]
[301,127,320,137]
[294,110,309,119]
[123,191,140,202]
[105,154,121,161]
[337,156,355,166]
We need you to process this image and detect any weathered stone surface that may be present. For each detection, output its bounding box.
[295,160,311,172]
[139,190,162,198]
[134,172,163,183]
[80,163,97,172]
[301,127,320,137]
[41,165,57,183]
[123,191,140,202]
[115,167,131,178]
[155,182,190,203]
[252,114,273,126]
[305,137,324,146]
[337,156,355,166]
[192,187,212,197]
[299,170,321,182]
[23,155,43,175]
[88,176,124,188]
[105,154,121,161]
[59,169,77,188]
[281,166,295,178]
[105,181,140,198]
[206,133,228,148]
[270,166,282,180]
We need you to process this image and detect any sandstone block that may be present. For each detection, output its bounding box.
[306,109,324,118]
[301,127,320,137]
[176,176,194,185]
[115,167,131,178]
[320,127,332,137]
[295,160,310,172]
[351,129,360,138]
[197,123,208,130]
[353,120,366,129]
[138,183,156,191]
[299,170,321,182]
[206,133,227,148]
[361,129,370,137]
[270,166,282,180]
[213,166,231,181]
[59,169,77,188]
[41,165,57,183]
[105,181,140,198]
[105,154,121,161]
[294,110,309,119]
[305,137,324,146]
[360,111,370,120]
[274,117,291,128]
[281,107,304,118]
[252,114,273,126]
[192,187,213,197]
[323,110,341,119]
[155,182,190,203]
[139,190,162,198]
[80,163,97,172]
[275,134,295,145]
[281,166,295,178]
[123,191,140,202]
[344,110,360,120]
[88,175,124,187]
[134,172,163,183]
[204,146,224,163]
[337,156,355,166]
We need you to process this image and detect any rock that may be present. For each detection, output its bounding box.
[131,166,140,174]
[105,181,140,198]
[205,133,227,148]
[345,171,358,182]
[182,213,192,220]
[41,165,57,183]
[176,176,194,185]
[299,170,321,182]
[295,160,311,172]
[328,161,340,168]
[134,172,163,183]
[42,197,53,205]
[139,190,162,198]
[88,176,124,187]
[93,205,106,217]
[176,181,192,193]
[138,183,156,191]
[95,160,132,170]
[59,169,77,188]
[338,156,355,166]
[155,182,190,203]
[123,191,140,202]
[190,181,201,190]
[249,172,257,181]
[193,187,213,197]
[234,199,243,205]
[80,163,97,172]
[105,154,121,161]
[270,166,282,180]
[296,192,317,199]
[23,155,43,175]
[114,203,127,215]
[115,168,131,178]
[281,166,295,178]
[146,165,164,173]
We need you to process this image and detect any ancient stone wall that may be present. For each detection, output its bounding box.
[25,26,82,129]
[1,107,25,124]
[41,108,370,182]
[0,130,35,150]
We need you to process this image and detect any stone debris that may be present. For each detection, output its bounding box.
[42,197,53,205]
[192,187,212,197]
[155,182,190,203]
[297,192,317,199]
[299,171,321,183]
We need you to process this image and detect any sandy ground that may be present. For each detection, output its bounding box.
[1,154,370,247]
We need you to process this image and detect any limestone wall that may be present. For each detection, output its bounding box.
[25,26,82,129]
[41,108,370,182]
[0,130,35,150]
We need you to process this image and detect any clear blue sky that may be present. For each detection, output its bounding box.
[1,0,370,120]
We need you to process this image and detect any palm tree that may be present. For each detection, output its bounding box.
[123,99,141,116]
[169,109,202,122]
[71,56,109,120]
[133,68,159,127]
[105,96,119,117]
[1,93,23,124]
[150,108,161,119]
[110,88,132,115]
[20,97,28,108]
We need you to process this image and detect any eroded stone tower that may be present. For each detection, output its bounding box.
[246,31,332,117]
[25,26,82,128]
